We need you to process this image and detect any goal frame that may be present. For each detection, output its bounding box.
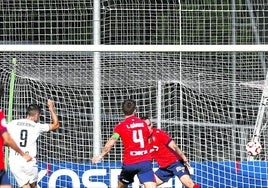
[2,44,268,187]
[3,44,268,157]
[1,45,268,52]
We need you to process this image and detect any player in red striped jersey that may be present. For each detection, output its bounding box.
[142,116,200,188]
[92,99,156,188]
[0,82,32,188]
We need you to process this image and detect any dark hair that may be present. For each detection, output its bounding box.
[140,116,149,120]
[0,82,4,98]
[141,116,153,127]
[122,99,136,116]
[27,104,41,116]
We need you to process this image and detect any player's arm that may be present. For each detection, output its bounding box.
[168,140,190,167]
[2,131,32,161]
[91,133,119,163]
[47,99,60,131]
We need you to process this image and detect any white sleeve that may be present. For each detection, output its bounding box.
[6,120,14,130]
[38,123,50,133]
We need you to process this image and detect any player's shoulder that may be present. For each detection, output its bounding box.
[123,115,140,123]
[153,128,168,135]
[8,119,16,125]
[117,116,139,125]
[0,108,5,120]
[9,119,37,127]
[153,127,162,132]
[114,121,124,132]
[0,109,4,117]
[115,120,124,128]
[9,118,25,124]
[7,119,22,128]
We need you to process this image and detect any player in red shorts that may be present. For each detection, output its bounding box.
[0,82,32,187]
[92,99,156,188]
[142,116,200,188]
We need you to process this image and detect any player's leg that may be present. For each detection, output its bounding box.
[29,182,37,188]
[179,174,196,188]
[0,185,11,188]
[117,164,136,188]
[20,182,36,188]
[20,183,31,188]
[180,176,200,188]
[154,174,164,186]
[156,174,200,188]
[170,161,200,188]
[117,180,128,188]
[10,160,38,188]
[154,168,173,186]
[9,162,29,188]
[23,161,38,188]
[136,161,156,188]
[143,182,156,188]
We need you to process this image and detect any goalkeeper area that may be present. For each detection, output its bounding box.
[1,1,268,188]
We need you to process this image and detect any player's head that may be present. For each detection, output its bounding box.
[0,82,4,99]
[27,104,41,122]
[141,116,152,127]
[141,116,153,134]
[122,99,136,116]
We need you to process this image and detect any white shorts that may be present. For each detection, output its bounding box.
[9,158,38,187]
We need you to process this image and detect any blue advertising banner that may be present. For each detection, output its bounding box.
[30,161,267,188]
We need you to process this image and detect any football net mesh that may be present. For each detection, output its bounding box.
[0,0,268,188]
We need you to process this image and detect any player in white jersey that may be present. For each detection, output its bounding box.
[7,99,60,188]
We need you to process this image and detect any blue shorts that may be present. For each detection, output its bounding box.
[119,161,155,185]
[155,160,190,182]
[0,170,10,185]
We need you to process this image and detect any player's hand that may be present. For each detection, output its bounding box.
[91,155,102,164]
[47,99,55,110]
[183,160,191,171]
[22,153,32,162]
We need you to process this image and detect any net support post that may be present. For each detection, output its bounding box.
[157,80,162,129]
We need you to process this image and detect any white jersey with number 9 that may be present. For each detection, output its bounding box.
[7,118,50,161]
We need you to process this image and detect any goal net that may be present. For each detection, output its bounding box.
[0,1,268,188]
